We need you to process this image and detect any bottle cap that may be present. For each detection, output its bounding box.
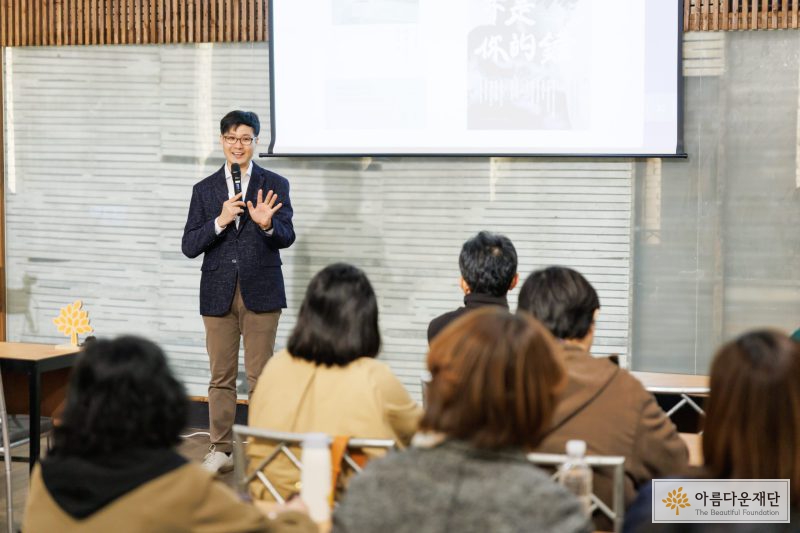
[302,433,329,448]
[566,439,586,458]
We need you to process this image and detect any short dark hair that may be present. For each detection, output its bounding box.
[704,330,800,506]
[52,336,188,457]
[288,263,381,366]
[459,231,518,297]
[421,307,565,449]
[220,110,260,136]
[517,266,599,340]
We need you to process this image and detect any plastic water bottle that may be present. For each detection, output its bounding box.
[558,439,593,516]
[300,433,332,523]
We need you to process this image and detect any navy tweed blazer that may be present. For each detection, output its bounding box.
[182,163,295,316]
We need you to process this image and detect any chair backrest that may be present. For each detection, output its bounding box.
[232,424,395,504]
[527,452,625,533]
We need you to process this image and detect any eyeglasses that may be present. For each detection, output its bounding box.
[223,135,256,146]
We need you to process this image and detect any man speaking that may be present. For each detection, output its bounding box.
[182,110,295,473]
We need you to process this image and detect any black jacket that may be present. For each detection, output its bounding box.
[427,293,509,342]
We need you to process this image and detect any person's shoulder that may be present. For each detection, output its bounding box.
[353,356,403,385]
[359,354,411,382]
[562,348,619,386]
[452,451,590,531]
[260,349,306,376]
[608,365,652,399]
[502,465,590,531]
[428,307,466,341]
[342,448,413,495]
[156,461,211,486]
[271,348,294,365]
[195,167,225,189]
[129,462,216,506]
[352,446,428,483]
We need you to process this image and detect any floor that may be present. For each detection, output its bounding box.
[0,429,228,531]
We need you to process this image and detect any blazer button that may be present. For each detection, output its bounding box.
[231,259,237,264]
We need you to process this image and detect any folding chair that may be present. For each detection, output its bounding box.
[232,425,395,504]
[527,452,626,533]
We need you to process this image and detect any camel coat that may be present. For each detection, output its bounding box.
[536,344,689,529]
[23,462,315,533]
[248,349,422,501]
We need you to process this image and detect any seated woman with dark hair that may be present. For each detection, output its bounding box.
[333,307,591,533]
[625,329,800,532]
[24,336,314,533]
[248,263,422,501]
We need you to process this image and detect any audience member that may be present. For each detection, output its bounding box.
[23,336,314,533]
[333,307,591,533]
[517,266,688,530]
[624,329,800,532]
[248,263,422,501]
[427,231,518,342]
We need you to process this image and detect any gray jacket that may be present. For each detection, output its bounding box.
[333,439,591,533]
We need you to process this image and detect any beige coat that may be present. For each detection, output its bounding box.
[248,349,422,501]
[23,462,316,533]
[536,345,689,529]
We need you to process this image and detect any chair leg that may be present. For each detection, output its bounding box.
[0,409,15,533]
[2,452,11,533]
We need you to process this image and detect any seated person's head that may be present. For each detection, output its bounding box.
[704,329,800,505]
[53,336,188,457]
[288,262,380,366]
[458,231,518,296]
[517,266,600,346]
[421,307,565,449]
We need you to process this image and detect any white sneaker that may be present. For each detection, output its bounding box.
[201,445,234,474]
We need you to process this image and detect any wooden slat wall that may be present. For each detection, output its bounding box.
[2,1,798,47]
[0,0,267,46]
[685,0,800,31]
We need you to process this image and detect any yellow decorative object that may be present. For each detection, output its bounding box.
[53,300,93,346]
[662,486,691,516]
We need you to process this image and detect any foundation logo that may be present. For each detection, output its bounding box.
[662,487,691,515]
[53,299,93,346]
[652,479,790,524]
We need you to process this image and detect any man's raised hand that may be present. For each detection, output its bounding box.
[247,189,283,231]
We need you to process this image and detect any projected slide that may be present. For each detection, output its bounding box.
[270,0,680,155]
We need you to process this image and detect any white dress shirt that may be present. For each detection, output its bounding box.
[214,161,252,234]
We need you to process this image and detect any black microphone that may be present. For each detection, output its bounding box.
[231,163,242,197]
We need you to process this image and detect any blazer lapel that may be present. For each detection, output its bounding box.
[213,166,228,208]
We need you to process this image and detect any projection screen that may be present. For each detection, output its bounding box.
[268,0,682,156]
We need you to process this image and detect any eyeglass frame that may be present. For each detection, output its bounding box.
[222,135,258,146]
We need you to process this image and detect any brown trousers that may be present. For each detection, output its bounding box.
[202,282,280,452]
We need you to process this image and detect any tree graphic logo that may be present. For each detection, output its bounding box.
[53,300,93,346]
[663,486,691,516]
